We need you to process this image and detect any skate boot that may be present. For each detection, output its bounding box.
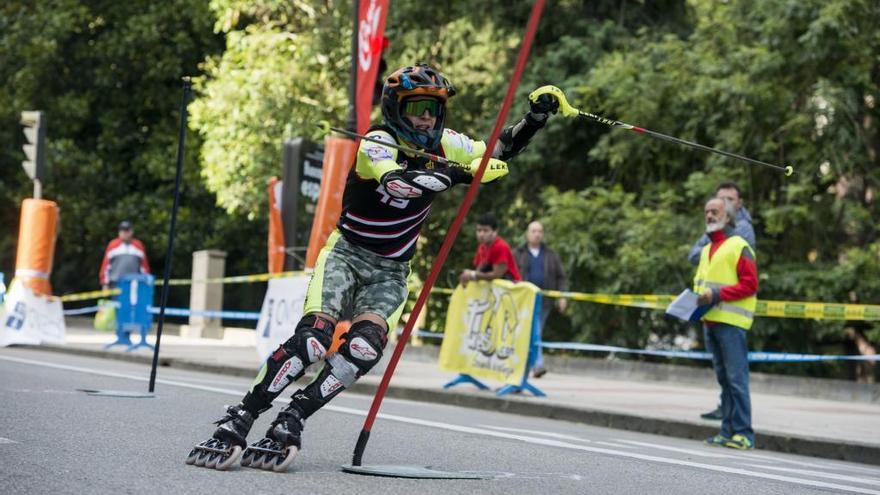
[186,404,256,470]
[241,405,305,472]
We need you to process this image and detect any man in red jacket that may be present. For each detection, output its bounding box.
[460,213,521,286]
[99,220,150,290]
[695,198,758,450]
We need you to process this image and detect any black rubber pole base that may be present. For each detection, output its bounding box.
[341,464,488,479]
[77,388,155,398]
[352,429,370,466]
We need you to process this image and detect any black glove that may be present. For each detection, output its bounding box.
[529,93,559,117]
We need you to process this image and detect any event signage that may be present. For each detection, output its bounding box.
[0,280,65,347]
[439,280,539,386]
[254,274,311,361]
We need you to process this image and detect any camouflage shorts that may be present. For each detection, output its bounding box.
[303,230,410,329]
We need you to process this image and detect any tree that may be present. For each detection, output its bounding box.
[0,1,232,302]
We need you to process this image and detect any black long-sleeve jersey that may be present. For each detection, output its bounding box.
[337,112,547,261]
[336,125,485,261]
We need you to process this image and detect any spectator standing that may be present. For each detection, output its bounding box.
[460,213,521,287]
[696,198,758,451]
[513,221,568,378]
[689,181,756,420]
[688,182,756,265]
[99,220,150,290]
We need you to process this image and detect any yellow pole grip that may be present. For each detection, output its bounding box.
[528,85,580,117]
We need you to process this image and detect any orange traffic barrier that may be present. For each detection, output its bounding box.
[14,198,59,296]
[304,136,357,269]
[267,176,285,273]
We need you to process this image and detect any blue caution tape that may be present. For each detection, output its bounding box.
[413,332,878,362]
[62,305,102,316]
[147,306,261,321]
[538,342,880,362]
[415,330,444,339]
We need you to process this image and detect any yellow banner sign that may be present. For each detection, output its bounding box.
[439,280,539,386]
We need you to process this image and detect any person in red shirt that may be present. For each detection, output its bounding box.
[99,220,150,290]
[459,213,521,286]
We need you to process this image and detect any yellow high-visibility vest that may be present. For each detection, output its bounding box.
[693,235,757,330]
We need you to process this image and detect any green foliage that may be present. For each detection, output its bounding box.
[0,1,228,299]
[191,0,351,217]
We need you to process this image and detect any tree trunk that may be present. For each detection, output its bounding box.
[845,327,876,384]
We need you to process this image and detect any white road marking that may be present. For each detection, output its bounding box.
[480,425,590,442]
[593,441,636,449]
[740,453,880,475]
[742,464,880,486]
[0,438,17,444]
[615,439,740,459]
[2,353,879,495]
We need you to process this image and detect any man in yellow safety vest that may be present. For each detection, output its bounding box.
[695,198,758,450]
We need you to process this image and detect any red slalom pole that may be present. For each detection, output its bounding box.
[350,0,547,467]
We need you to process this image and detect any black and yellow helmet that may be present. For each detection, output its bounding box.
[381,64,456,150]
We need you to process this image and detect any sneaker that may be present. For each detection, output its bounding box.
[723,434,754,450]
[700,406,723,421]
[532,367,547,379]
[704,434,730,447]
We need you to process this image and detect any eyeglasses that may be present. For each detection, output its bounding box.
[403,98,442,117]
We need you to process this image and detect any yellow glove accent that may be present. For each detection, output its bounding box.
[467,158,509,183]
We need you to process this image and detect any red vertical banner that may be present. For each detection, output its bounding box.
[355,0,389,134]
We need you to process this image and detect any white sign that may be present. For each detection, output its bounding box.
[0,281,66,347]
[255,275,311,361]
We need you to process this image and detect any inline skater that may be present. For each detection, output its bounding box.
[187,63,559,471]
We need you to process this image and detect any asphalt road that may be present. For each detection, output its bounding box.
[2,347,879,495]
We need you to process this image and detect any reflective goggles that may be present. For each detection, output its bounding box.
[402,98,443,117]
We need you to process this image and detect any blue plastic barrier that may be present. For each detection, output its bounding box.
[497,293,546,397]
[104,274,155,352]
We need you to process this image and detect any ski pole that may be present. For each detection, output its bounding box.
[317,122,467,168]
[529,85,794,176]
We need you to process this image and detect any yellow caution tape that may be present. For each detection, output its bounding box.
[59,272,880,321]
[431,288,880,322]
[166,270,306,286]
[59,288,120,302]
[59,271,306,302]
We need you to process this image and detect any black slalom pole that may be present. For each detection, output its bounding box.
[347,0,359,133]
[148,77,191,393]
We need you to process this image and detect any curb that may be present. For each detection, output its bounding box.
[22,344,880,466]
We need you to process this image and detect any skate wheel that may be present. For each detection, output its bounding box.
[194,449,210,467]
[187,439,210,465]
[271,446,299,472]
[205,451,221,469]
[245,438,272,469]
[195,439,216,467]
[240,448,254,467]
[260,452,278,470]
[215,445,242,471]
[185,446,200,465]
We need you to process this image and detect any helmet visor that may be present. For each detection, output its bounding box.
[402,97,443,118]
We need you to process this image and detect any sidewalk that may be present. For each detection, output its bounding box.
[26,322,880,466]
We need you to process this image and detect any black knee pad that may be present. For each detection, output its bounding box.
[288,321,388,419]
[338,320,387,375]
[264,314,335,392]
